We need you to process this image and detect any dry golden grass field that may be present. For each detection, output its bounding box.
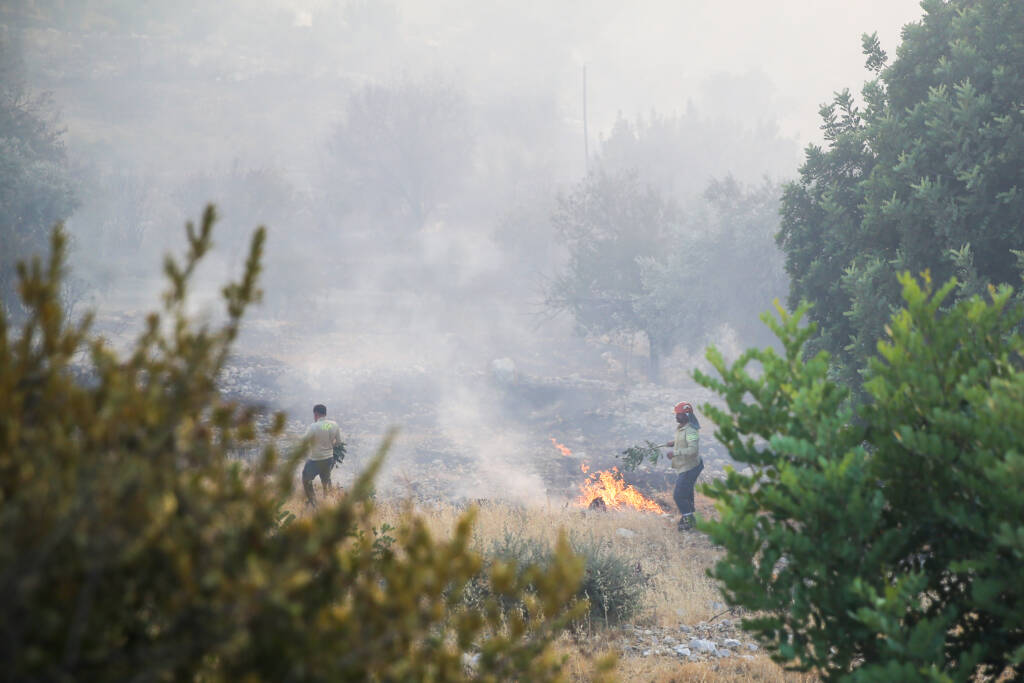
[286,487,818,682]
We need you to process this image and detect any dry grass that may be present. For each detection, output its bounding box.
[288,484,816,681]
[610,655,817,682]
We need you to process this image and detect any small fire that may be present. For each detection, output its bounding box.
[576,466,665,513]
[550,437,573,457]
[580,462,589,473]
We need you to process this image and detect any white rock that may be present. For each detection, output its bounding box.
[673,646,691,657]
[723,638,741,648]
[616,527,637,538]
[717,648,733,658]
[746,642,759,651]
[688,638,718,654]
[642,650,652,657]
[679,624,693,633]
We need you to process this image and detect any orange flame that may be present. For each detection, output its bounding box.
[580,462,589,473]
[576,466,665,513]
[550,437,573,457]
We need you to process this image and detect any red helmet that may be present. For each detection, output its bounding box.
[674,401,693,415]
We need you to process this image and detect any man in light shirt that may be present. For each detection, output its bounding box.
[302,403,343,507]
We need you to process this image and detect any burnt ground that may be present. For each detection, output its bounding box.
[216,349,741,508]
[85,305,741,505]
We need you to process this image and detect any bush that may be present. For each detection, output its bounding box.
[571,534,648,627]
[0,208,590,681]
[695,275,1024,680]
[464,527,648,628]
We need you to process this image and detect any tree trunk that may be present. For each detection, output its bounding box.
[647,332,661,383]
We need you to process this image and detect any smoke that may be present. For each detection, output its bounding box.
[431,383,548,504]
[6,0,927,502]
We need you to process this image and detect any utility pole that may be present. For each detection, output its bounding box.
[582,65,589,174]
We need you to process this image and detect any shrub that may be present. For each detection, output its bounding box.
[571,534,648,627]
[696,275,1024,680]
[0,208,590,681]
[464,527,648,628]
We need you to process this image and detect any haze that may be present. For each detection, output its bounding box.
[3,0,925,500]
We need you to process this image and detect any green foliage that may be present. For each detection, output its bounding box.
[331,440,346,465]
[696,277,1024,680]
[465,527,648,628]
[548,170,787,380]
[779,0,1024,387]
[619,440,665,471]
[637,177,789,356]
[571,534,649,627]
[546,168,677,380]
[0,208,587,681]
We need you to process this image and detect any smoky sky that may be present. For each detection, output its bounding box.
[19,0,925,183]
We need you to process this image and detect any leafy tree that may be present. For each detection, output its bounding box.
[778,0,1024,386]
[322,79,473,231]
[696,275,1024,680]
[548,170,787,380]
[545,168,678,380]
[0,208,590,681]
[0,35,77,320]
[637,176,788,356]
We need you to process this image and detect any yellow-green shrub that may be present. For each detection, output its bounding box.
[0,208,590,682]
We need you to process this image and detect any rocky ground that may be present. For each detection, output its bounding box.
[619,617,760,662]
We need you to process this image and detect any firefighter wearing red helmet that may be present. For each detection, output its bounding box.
[663,401,703,531]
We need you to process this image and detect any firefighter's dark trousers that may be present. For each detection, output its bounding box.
[673,459,704,518]
[302,458,333,506]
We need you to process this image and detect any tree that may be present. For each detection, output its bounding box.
[0,208,590,681]
[546,169,678,380]
[548,170,788,380]
[322,80,473,231]
[637,176,788,356]
[778,0,1024,387]
[0,35,77,320]
[696,275,1024,680]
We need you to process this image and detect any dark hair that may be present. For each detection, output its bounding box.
[689,413,701,430]
[313,404,327,417]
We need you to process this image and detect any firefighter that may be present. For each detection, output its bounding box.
[302,403,343,507]
[664,401,702,531]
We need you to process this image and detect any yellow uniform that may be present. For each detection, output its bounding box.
[670,423,700,472]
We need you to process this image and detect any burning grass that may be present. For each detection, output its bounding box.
[551,436,667,514]
[576,466,666,513]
